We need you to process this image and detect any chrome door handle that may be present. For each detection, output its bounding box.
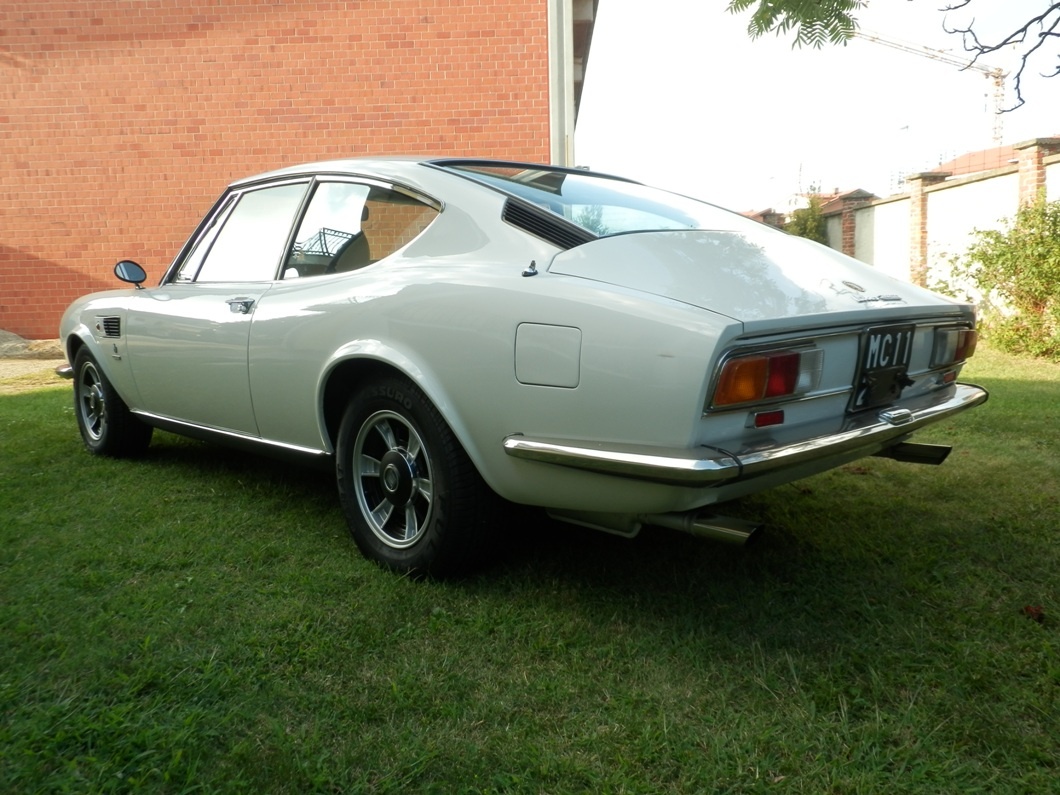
[226,298,255,314]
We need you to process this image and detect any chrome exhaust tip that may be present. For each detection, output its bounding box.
[642,512,761,546]
[873,441,952,466]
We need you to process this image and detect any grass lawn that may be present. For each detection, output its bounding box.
[2,346,1058,793]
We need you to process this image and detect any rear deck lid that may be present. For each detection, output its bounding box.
[547,229,962,326]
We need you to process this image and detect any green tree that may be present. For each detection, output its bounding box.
[957,194,1060,360]
[784,195,828,245]
[727,0,864,48]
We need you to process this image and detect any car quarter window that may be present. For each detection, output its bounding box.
[188,182,309,283]
[283,182,440,278]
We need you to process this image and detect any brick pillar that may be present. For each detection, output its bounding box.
[836,194,874,257]
[841,206,857,257]
[1014,137,1060,205]
[906,172,950,286]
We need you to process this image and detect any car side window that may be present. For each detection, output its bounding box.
[188,182,309,283]
[285,182,371,278]
[283,182,439,278]
[174,195,237,282]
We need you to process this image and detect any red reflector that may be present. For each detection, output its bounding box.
[753,410,785,428]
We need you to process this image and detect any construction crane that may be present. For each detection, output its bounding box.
[854,30,1008,145]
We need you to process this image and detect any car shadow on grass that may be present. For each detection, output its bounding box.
[136,430,1046,668]
[479,474,1050,668]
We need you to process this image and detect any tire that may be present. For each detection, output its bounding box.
[72,347,153,457]
[335,375,494,577]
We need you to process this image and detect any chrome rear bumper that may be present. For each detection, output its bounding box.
[503,383,988,487]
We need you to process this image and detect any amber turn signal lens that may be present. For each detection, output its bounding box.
[712,349,821,408]
[715,356,769,406]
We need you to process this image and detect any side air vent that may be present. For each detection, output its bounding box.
[97,316,121,338]
[502,199,596,250]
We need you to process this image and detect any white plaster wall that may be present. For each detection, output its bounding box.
[825,215,842,250]
[1047,162,1060,202]
[852,206,874,265]
[864,198,909,282]
[925,173,1018,295]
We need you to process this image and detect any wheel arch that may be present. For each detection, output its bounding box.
[321,357,396,448]
[64,331,88,366]
[63,330,123,395]
[320,350,485,477]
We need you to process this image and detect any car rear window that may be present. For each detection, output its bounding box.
[439,162,759,239]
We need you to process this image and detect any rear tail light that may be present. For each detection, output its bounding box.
[932,327,978,367]
[711,348,824,408]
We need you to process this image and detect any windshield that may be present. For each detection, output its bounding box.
[441,163,762,238]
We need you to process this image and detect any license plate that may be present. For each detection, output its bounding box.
[850,323,916,412]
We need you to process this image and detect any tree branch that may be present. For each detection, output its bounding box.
[728,1,1060,110]
[941,1,1060,111]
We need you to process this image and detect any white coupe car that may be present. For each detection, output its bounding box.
[60,158,988,575]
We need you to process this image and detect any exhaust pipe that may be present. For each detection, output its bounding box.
[873,441,952,466]
[642,512,761,546]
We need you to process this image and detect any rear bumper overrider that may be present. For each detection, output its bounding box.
[503,382,988,487]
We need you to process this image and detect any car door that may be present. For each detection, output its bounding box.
[125,180,310,435]
[245,180,443,451]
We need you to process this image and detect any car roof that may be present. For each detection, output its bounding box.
[230,156,433,188]
[229,157,633,193]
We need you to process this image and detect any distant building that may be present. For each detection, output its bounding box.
[743,208,785,228]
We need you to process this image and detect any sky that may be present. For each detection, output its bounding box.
[575,0,1058,211]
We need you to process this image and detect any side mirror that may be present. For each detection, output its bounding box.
[114,260,147,289]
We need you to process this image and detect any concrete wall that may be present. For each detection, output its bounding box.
[1,1,552,339]
[848,197,908,281]
[851,204,874,266]
[825,215,842,251]
[1049,161,1060,202]
[925,171,1018,291]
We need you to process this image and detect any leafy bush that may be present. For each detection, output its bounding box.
[784,194,828,244]
[956,194,1060,360]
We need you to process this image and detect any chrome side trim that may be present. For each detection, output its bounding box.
[131,411,327,457]
[504,437,742,484]
[703,382,853,418]
[503,382,988,486]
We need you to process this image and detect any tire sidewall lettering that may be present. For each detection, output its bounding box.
[373,384,413,411]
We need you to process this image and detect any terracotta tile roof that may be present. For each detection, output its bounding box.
[936,144,1016,176]
[820,188,877,214]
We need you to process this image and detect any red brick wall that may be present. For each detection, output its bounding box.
[1,0,551,339]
